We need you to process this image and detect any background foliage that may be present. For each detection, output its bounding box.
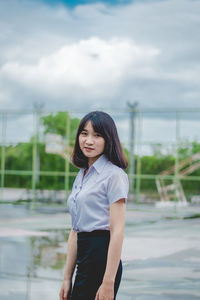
[1,112,200,198]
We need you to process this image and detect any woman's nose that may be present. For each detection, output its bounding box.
[86,135,94,144]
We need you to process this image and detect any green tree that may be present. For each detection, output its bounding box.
[41,111,80,145]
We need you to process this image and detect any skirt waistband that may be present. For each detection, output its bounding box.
[77,230,110,238]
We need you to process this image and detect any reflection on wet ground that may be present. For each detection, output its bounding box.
[0,202,200,300]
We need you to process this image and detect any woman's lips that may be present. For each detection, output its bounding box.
[84,147,94,151]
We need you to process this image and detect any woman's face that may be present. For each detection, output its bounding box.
[79,120,105,163]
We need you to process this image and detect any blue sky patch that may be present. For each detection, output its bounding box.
[36,0,133,8]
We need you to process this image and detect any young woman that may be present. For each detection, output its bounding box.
[59,111,129,300]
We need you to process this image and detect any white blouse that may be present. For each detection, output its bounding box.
[67,154,129,233]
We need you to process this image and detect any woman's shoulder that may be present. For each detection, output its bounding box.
[106,160,128,178]
[105,162,129,200]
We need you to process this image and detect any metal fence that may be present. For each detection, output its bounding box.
[0,107,200,206]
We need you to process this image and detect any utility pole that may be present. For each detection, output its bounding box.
[33,102,44,183]
[127,101,138,194]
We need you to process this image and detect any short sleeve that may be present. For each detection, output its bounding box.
[107,169,129,205]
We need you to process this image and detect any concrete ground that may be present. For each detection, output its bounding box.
[0,202,200,300]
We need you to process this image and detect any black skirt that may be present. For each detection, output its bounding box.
[71,230,122,300]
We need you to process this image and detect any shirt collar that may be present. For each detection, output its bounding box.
[92,154,108,174]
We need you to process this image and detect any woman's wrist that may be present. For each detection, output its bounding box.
[63,275,72,281]
[102,277,115,285]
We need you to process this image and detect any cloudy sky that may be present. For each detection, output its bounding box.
[0,0,200,150]
[1,0,200,111]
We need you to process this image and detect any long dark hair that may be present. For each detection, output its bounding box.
[71,111,128,169]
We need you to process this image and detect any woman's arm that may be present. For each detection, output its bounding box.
[95,198,126,300]
[63,228,77,280]
[59,228,77,300]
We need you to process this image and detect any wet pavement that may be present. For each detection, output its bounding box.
[0,202,200,300]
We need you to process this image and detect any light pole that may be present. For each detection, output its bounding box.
[127,101,138,195]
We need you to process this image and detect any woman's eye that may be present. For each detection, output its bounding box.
[95,133,101,137]
[81,131,87,136]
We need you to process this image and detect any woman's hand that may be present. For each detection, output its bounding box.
[95,280,114,300]
[59,279,72,300]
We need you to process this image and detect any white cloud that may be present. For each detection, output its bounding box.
[1,37,160,97]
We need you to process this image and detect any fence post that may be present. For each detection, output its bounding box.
[135,110,142,204]
[31,110,38,209]
[65,112,70,205]
[174,110,180,209]
[0,113,7,201]
[127,102,138,195]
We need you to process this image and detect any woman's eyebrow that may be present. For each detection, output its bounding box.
[82,129,88,132]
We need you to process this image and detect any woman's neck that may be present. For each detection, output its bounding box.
[88,155,102,168]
